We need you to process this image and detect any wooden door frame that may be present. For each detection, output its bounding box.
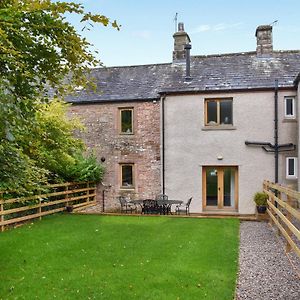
[202,166,238,211]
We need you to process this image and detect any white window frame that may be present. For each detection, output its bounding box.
[286,157,297,179]
[284,97,296,119]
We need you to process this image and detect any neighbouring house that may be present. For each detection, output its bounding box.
[67,23,300,215]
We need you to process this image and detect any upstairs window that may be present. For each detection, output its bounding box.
[120,108,133,134]
[284,97,295,119]
[205,99,233,126]
[120,164,134,188]
[286,157,297,179]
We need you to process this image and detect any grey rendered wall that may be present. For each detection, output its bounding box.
[163,90,297,214]
[298,82,300,191]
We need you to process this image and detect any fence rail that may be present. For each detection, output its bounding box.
[0,181,97,232]
[263,180,300,258]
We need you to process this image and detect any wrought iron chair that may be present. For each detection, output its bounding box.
[175,197,193,215]
[155,194,168,201]
[118,196,136,214]
[155,194,169,214]
[142,199,159,214]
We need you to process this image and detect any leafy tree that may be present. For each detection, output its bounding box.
[0,0,116,191]
[28,100,104,184]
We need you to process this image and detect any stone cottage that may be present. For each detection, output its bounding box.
[67,24,300,215]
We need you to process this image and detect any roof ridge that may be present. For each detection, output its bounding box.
[192,51,256,58]
[91,62,171,70]
[90,50,300,70]
[191,50,300,59]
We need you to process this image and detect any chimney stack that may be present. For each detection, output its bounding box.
[255,25,273,56]
[173,22,191,62]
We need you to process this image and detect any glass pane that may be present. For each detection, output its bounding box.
[286,99,293,116]
[223,168,235,207]
[121,110,133,133]
[220,100,232,125]
[288,159,295,176]
[207,101,218,125]
[122,165,133,186]
[206,168,218,206]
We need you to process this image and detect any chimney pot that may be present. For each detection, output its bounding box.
[255,25,273,57]
[178,22,184,32]
[173,22,191,62]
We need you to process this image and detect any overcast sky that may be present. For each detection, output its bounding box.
[69,0,300,67]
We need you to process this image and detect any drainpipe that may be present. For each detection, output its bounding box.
[161,94,166,194]
[274,79,279,183]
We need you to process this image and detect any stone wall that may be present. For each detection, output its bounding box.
[69,100,161,212]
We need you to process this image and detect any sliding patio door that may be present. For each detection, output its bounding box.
[202,166,238,210]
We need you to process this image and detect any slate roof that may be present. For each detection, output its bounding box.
[67,51,300,103]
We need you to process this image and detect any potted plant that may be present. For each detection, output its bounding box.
[66,205,73,213]
[254,192,268,213]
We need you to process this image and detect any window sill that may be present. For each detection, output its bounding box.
[119,133,134,136]
[202,125,236,131]
[282,118,297,123]
[286,177,297,180]
[119,187,135,191]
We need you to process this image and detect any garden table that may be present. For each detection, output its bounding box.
[157,200,183,215]
[130,199,183,215]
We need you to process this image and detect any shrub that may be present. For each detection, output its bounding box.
[65,153,105,182]
[253,192,268,206]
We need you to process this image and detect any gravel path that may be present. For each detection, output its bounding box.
[236,221,300,300]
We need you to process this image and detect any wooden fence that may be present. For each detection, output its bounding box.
[263,180,300,258]
[0,181,97,232]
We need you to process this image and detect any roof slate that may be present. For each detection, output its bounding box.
[67,51,300,103]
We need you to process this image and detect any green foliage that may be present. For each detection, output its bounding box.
[253,192,268,206]
[66,153,105,182]
[26,99,85,181]
[0,1,113,191]
[0,100,104,191]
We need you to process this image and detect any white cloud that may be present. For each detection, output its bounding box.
[193,25,211,33]
[131,30,152,39]
[191,22,243,34]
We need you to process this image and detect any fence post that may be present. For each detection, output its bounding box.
[87,182,90,204]
[66,185,69,208]
[285,194,292,252]
[38,190,42,221]
[276,190,282,236]
[265,182,274,226]
[0,192,4,232]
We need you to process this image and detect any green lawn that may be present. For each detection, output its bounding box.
[0,215,239,300]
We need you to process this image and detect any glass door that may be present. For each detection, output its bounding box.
[203,166,238,210]
[205,167,218,206]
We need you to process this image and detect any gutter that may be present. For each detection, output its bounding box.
[67,97,160,105]
[159,86,296,96]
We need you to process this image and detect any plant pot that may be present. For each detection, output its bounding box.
[256,205,267,214]
[66,206,73,213]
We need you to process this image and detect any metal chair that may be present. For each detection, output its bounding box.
[142,199,159,214]
[175,197,193,215]
[155,194,168,200]
[155,194,169,214]
[118,196,136,214]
